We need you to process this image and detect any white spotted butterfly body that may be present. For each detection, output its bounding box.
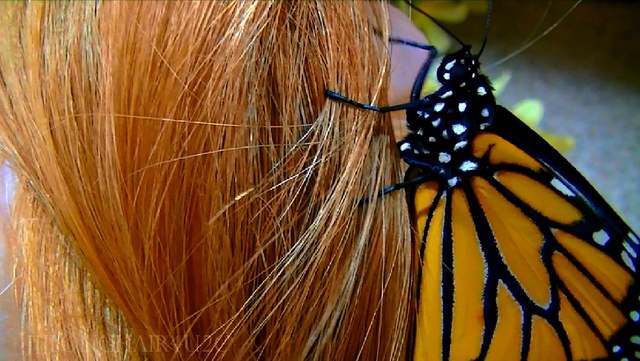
[398,46,495,190]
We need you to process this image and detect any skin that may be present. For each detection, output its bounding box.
[388,5,432,140]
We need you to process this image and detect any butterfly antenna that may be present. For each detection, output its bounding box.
[403,0,466,48]
[487,0,583,68]
[477,0,494,57]
[522,0,554,46]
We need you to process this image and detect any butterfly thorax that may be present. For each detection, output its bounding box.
[399,46,496,188]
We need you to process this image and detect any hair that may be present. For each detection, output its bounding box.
[0,2,415,360]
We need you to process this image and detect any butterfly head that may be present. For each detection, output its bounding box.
[437,46,480,88]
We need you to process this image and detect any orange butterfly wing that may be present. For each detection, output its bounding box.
[410,124,638,361]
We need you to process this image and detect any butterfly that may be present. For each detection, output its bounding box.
[325,1,640,360]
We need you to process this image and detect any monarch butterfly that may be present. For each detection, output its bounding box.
[325,1,639,360]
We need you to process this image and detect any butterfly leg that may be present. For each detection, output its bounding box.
[370,27,436,53]
[325,90,424,113]
[388,37,438,101]
[326,38,437,112]
[389,37,437,53]
[402,155,442,177]
[359,174,431,205]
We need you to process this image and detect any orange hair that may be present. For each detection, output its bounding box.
[0,2,413,360]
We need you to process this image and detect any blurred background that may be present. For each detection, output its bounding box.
[398,0,639,228]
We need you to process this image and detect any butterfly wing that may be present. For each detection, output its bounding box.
[410,106,639,361]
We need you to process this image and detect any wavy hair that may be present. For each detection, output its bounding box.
[0,2,414,360]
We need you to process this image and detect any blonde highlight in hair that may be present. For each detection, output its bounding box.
[0,2,413,360]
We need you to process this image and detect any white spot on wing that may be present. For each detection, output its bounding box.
[452,124,466,135]
[481,108,490,117]
[629,231,639,244]
[438,152,451,163]
[477,86,487,96]
[550,178,575,197]
[448,177,458,187]
[459,160,478,172]
[432,119,441,127]
[441,90,453,98]
[399,143,411,152]
[444,73,451,80]
[434,103,445,112]
[593,230,609,246]
[624,241,637,259]
[429,137,436,143]
[480,122,490,130]
[630,311,640,322]
[622,251,636,272]
[458,102,467,112]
